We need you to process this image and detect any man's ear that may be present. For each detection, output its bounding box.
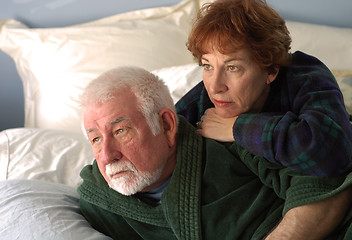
[159,108,177,147]
[266,67,279,84]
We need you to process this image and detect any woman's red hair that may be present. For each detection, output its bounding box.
[187,0,292,73]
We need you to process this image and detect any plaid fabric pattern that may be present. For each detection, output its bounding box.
[176,51,352,176]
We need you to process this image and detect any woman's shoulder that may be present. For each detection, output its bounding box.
[280,51,335,86]
[176,81,205,110]
[290,51,331,72]
[176,81,214,125]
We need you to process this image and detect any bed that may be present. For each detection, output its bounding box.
[0,0,352,239]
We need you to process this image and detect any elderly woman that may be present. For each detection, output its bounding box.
[176,0,352,176]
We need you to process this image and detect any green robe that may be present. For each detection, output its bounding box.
[78,116,352,239]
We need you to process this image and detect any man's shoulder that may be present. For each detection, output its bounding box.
[78,161,109,196]
[80,161,100,182]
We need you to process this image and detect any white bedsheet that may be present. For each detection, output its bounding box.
[0,128,94,188]
[0,179,112,240]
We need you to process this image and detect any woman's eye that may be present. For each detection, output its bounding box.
[227,65,238,71]
[202,64,213,71]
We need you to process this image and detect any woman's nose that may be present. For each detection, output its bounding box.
[206,70,228,94]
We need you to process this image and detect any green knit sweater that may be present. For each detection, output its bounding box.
[78,116,352,239]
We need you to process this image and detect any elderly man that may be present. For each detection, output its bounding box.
[78,66,352,240]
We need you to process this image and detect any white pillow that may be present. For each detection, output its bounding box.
[152,63,203,103]
[286,21,352,71]
[0,0,197,133]
[285,21,352,113]
[0,179,112,240]
[334,72,352,114]
[0,128,93,188]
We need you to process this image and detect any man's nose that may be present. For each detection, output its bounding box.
[99,140,123,165]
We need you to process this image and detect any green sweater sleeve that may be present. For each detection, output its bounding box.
[229,142,352,215]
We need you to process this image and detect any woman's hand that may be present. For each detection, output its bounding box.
[196,108,237,142]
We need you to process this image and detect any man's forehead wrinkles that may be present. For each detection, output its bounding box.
[86,128,95,134]
[109,116,127,125]
[85,116,126,135]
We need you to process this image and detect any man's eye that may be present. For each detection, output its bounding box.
[115,128,127,135]
[202,64,213,71]
[92,137,101,144]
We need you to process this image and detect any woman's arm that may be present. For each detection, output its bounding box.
[265,187,352,240]
[231,143,352,239]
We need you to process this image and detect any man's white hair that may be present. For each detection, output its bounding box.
[81,66,177,135]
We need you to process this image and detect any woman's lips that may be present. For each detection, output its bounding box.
[212,99,232,107]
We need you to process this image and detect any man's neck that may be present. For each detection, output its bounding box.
[136,177,172,205]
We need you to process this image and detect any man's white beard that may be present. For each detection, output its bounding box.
[106,160,164,196]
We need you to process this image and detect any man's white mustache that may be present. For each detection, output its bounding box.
[106,161,136,177]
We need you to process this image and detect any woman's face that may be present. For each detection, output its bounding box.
[201,48,278,118]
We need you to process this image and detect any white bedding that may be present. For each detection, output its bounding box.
[0,179,112,240]
[0,0,198,133]
[0,128,93,188]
